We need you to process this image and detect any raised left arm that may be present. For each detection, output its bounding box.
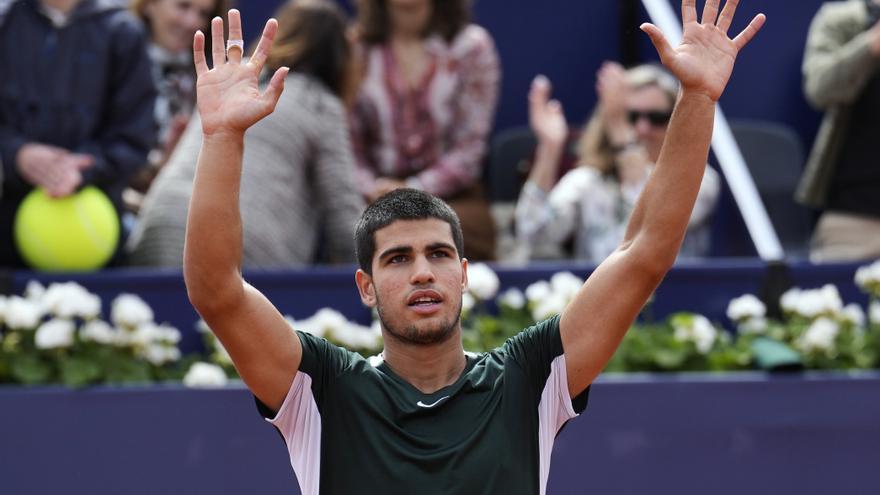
[560,0,765,396]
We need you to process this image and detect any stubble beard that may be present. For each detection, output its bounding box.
[376,293,463,346]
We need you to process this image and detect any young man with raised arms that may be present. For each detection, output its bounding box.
[184,2,764,493]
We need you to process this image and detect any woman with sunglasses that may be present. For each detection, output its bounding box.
[514,63,720,262]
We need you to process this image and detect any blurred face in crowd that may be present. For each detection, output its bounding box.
[626,84,673,163]
[387,0,433,38]
[145,0,216,54]
[357,218,467,346]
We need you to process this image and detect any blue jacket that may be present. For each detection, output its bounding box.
[0,0,157,204]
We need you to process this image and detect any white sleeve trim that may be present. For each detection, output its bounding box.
[266,371,322,495]
[537,355,579,495]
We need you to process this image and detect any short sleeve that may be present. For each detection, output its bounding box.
[502,315,589,415]
[255,331,358,420]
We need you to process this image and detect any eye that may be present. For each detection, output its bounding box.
[389,254,408,264]
[430,250,450,259]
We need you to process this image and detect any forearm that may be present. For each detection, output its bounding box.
[624,91,714,264]
[184,132,246,309]
[526,141,564,192]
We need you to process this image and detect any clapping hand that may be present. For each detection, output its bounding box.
[528,75,568,149]
[640,0,765,102]
[193,9,288,137]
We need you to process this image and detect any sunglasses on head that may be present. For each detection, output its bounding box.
[627,110,672,126]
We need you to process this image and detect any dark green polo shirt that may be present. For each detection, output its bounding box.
[258,315,588,495]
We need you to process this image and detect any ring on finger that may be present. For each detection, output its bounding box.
[226,39,244,56]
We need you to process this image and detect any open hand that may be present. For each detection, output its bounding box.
[193,9,288,137]
[596,62,629,125]
[641,0,765,101]
[528,75,568,148]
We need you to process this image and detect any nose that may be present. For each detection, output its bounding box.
[409,255,436,286]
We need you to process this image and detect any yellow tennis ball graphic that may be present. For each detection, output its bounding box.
[14,187,120,271]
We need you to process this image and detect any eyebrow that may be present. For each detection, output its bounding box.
[377,242,457,262]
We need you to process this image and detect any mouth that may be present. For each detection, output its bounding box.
[407,290,443,315]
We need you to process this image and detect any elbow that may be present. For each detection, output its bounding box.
[621,236,677,279]
[183,257,241,317]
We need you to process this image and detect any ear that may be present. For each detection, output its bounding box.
[460,257,469,293]
[355,269,377,308]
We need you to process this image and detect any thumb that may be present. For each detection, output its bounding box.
[261,67,289,114]
[640,23,673,63]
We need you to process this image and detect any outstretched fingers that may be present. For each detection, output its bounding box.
[248,18,279,73]
[701,0,720,25]
[227,9,244,64]
[640,23,674,63]
[682,0,697,24]
[732,13,766,50]
[211,17,226,66]
[261,67,288,112]
[716,0,740,33]
[193,30,208,75]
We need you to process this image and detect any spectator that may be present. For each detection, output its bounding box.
[127,0,364,268]
[126,0,228,206]
[350,0,500,260]
[0,0,157,267]
[797,0,880,261]
[515,63,720,262]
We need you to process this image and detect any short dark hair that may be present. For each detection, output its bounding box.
[355,189,464,274]
[355,0,471,44]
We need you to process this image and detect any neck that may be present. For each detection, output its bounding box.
[380,329,466,394]
[391,30,424,44]
[41,0,79,14]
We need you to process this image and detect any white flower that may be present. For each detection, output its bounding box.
[81,320,118,345]
[525,280,551,305]
[24,281,45,301]
[4,296,44,329]
[737,316,768,335]
[797,317,839,354]
[34,318,75,350]
[550,272,584,303]
[42,282,101,319]
[111,294,154,328]
[841,303,866,328]
[870,301,880,325]
[531,292,568,321]
[331,322,382,350]
[183,362,228,388]
[128,322,175,347]
[294,308,348,338]
[726,294,766,322]
[855,260,880,294]
[467,263,500,300]
[461,292,475,313]
[498,287,526,310]
[673,314,718,354]
[141,344,181,365]
[780,285,843,319]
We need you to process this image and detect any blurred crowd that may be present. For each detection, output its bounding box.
[1,0,878,270]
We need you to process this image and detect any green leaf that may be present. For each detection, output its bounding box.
[10,354,53,385]
[103,353,153,384]
[59,357,103,388]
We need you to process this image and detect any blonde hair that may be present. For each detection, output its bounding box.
[576,64,678,175]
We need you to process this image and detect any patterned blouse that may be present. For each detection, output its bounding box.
[350,25,500,198]
[515,165,720,262]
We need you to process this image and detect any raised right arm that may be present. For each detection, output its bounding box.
[184,10,300,412]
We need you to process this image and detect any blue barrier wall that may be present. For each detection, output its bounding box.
[3,372,879,495]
